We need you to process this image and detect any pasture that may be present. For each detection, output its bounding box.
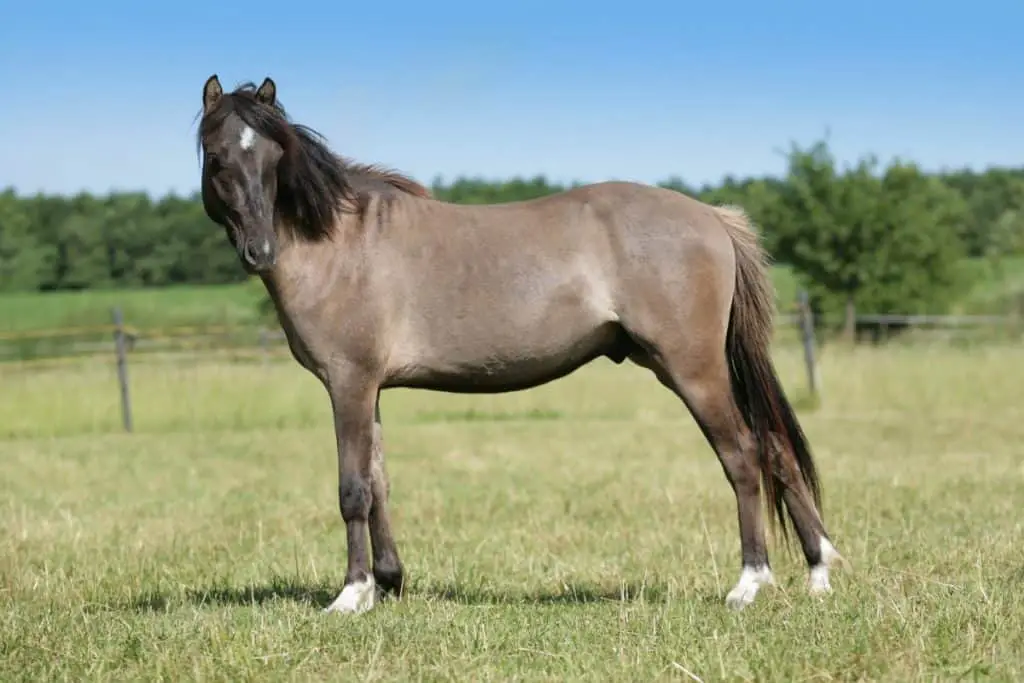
[2,339,1023,681]
[0,284,264,334]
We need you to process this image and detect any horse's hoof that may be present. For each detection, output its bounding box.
[725,587,757,610]
[724,565,774,610]
[808,570,833,596]
[323,577,376,615]
[807,536,847,597]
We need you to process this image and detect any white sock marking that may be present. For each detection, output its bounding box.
[324,576,376,614]
[240,125,256,151]
[808,536,841,595]
[725,565,774,609]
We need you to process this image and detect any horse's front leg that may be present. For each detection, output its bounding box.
[323,375,380,615]
[368,393,405,598]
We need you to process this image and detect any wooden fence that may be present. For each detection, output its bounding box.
[2,295,1022,432]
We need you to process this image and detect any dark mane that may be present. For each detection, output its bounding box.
[197,82,431,241]
[342,161,434,200]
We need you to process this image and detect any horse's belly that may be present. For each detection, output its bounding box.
[386,319,625,394]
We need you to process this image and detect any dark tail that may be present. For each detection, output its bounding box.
[715,205,822,542]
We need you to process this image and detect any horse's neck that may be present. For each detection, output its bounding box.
[259,258,325,373]
[259,234,362,378]
[262,224,355,312]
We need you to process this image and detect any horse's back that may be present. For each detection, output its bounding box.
[567,180,739,277]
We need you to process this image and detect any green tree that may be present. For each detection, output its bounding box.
[942,169,1024,257]
[0,190,49,290]
[1,152,1023,301]
[858,162,969,315]
[771,140,969,336]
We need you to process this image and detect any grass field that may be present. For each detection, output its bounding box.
[0,283,265,334]
[2,341,1023,681]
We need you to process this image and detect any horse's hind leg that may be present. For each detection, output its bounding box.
[368,394,405,598]
[773,446,845,595]
[630,347,774,609]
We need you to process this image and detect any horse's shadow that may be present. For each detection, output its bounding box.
[125,576,720,612]
[128,579,337,612]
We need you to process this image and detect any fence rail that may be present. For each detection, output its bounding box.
[3,297,1023,432]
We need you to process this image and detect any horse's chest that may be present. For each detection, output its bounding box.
[279,321,322,376]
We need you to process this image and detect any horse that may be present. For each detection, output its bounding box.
[195,74,846,614]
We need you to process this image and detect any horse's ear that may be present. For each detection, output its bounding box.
[202,74,223,112]
[255,77,276,106]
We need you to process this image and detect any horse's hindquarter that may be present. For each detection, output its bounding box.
[381,190,626,392]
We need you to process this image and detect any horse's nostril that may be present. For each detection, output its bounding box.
[242,241,259,264]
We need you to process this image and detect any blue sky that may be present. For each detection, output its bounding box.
[2,0,1022,197]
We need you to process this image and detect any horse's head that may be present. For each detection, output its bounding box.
[198,75,284,273]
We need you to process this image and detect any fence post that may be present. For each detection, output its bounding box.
[111,307,133,433]
[797,290,821,401]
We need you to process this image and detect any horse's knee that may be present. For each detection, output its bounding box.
[338,475,371,522]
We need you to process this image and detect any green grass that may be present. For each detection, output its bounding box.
[0,282,264,334]
[2,342,1023,680]
[956,255,1024,315]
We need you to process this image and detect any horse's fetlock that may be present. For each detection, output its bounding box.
[373,560,405,597]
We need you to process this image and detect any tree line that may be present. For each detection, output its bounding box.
[1,139,1023,329]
